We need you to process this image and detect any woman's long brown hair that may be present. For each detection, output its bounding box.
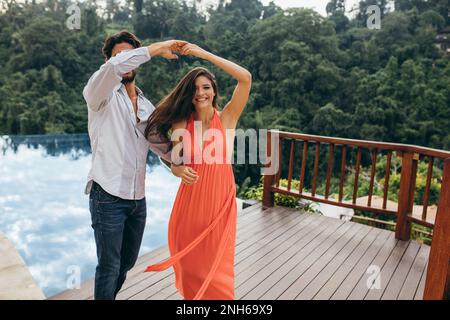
[145,67,221,150]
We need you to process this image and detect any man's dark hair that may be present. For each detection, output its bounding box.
[102,31,142,60]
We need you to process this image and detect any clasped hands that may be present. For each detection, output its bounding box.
[151,40,210,60]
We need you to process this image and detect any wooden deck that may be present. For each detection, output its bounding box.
[49,202,430,300]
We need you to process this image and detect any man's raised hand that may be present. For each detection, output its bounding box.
[148,40,188,60]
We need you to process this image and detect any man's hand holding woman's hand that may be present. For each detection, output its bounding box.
[148,40,188,60]
[171,164,199,185]
[148,40,211,61]
[179,43,211,60]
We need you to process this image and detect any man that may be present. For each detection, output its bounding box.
[83,31,186,300]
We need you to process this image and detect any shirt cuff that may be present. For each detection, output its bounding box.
[145,46,151,59]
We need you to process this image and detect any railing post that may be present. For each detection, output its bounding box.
[262,130,275,209]
[424,158,450,300]
[395,152,417,240]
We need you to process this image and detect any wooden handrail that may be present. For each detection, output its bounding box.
[262,130,450,299]
[274,131,450,159]
[263,130,449,229]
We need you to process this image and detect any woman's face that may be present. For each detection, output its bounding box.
[192,76,215,110]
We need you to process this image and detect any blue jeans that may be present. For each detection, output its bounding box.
[89,182,147,300]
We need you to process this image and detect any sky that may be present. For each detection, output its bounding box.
[1,1,363,18]
[260,0,361,16]
[184,0,365,18]
[102,0,366,17]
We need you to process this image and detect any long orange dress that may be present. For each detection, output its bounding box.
[145,108,237,300]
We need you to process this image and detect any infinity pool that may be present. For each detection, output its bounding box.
[0,134,179,297]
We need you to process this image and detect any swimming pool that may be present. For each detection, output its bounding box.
[0,134,179,297]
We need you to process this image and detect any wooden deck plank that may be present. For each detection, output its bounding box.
[148,214,318,300]
[125,204,261,272]
[112,204,268,299]
[118,267,173,300]
[314,229,392,300]
[345,234,401,300]
[298,226,382,300]
[234,214,328,279]
[381,240,421,300]
[363,240,411,300]
[236,207,297,245]
[48,244,169,300]
[234,203,270,230]
[129,208,310,300]
[147,275,179,300]
[238,217,344,299]
[292,224,374,300]
[236,216,334,299]
[238,202,263,218]
[147,212,316,300]
[87,204,262,299]
[253,218,345,300]
[236,215,330,299]
[235,213,315,263]
[137,272,176,300]
[237,209,307,249]
[276,222,360,300]
[249,222,369,300]
[398,245,430,300]
[51,204,259,300]
[116,247,170,285]
[142,270,182,300]
[414,262,428,300]
[49,202,430,301]
[118,205,281,300]
[165,291,183,300]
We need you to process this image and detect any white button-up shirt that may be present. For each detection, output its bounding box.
[83,46,171,200]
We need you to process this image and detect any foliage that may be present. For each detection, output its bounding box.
[243,177,323,215]
[1,0,449,194]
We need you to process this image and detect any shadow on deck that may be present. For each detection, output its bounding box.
[50,202,429,300]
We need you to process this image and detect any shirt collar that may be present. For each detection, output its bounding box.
[118,84,145,98]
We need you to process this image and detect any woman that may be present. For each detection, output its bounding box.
[144,43,252,300]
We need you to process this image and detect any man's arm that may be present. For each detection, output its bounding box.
[147,133,172,164]
[83,47,151,112]
[83,40,187,112]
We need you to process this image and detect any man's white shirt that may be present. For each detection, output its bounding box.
[83,46,171,200]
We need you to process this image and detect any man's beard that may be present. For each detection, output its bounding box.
[121,70,137,84]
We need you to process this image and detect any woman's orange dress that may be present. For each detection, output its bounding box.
[145,108,237,300]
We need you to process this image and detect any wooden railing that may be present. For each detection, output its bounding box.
[424,158,450,300]
[262,130,450,300]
